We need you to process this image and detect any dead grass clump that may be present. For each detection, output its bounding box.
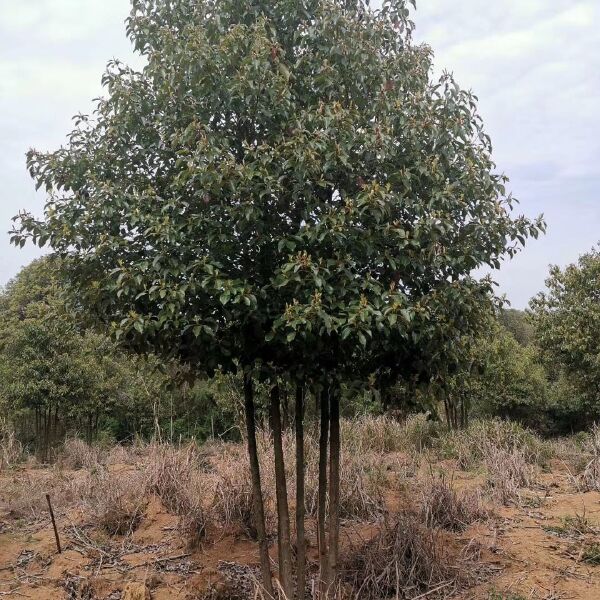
[0,418,23,469]
[341,415,408,454]
[484,445,534,505]
[438,419,551,470]
[419,473,487,531]
[211,446,262,537]
[58,438,102,470]
[145,442,198,511]
[105,443,135,466]
[179,503,209,550]
[3,470,60,518]
[144,442,209,546]
[338,451,388,520]
[341,414,441,455]
[303,445,388,521]
[340,513,465,599]
[569,424,600,492]
[84,469,147,535]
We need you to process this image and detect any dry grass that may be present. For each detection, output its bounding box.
[144,442,209,546]
[340,513,468,600]
[484,445,535,505]
[568,425,600,492]
[341,413,441,454]
[211,446,259,536]
[419,473,487,531]
[83,468,147,535]
[0,418,23,470]
[57,437,103,470]
[438,419,552,470]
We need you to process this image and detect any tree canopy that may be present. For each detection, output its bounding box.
[13,0,543,388]
[529,247,600,414]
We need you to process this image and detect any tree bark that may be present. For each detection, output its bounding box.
[317,388,330,595]
[270,383,293,598]
[243,373,274,598]
[328,386,340,585]
[295,381,306,600]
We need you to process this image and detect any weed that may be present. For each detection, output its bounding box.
[544,512,594,538]
[582,542,600,565]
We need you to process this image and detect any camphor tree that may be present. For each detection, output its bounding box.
[530,246,600,416]
[12,0,543,595]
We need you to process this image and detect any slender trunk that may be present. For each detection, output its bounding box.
[270,383,293,598]
[317,388,330,595]
[328,386,340,584]
[244,374,274,598]
[53,404,59,446]
[442,389,451,431]
[281,385,290,432]
[295,382,306,600]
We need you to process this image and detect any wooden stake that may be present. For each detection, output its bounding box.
[45,493,62,554]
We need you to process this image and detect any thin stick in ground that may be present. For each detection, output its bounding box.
[45,493,61,554]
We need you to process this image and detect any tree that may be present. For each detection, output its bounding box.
[469,325,547,425]
[529,247,600,415]
[499,308,534,346]
[12,0,543,594]
[0,258,173,453]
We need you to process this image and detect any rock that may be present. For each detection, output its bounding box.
[122,582,151,600]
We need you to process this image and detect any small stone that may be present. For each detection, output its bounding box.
[122,582,151,600]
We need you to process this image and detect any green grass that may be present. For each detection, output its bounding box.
[488,590,527,600]
[582,543,600,565]
[543,513,594,537]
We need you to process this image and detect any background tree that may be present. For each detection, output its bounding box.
[12,0,543,594]
[499,308,534,346]
[530,246,600,417]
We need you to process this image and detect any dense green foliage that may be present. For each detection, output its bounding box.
[12,0,542,394]
[529,248,600,422]
[498,309,534,347]
[0,258,244,454]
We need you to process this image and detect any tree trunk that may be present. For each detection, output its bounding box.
[282,384,290,432]
[317,388,330,595]
[295,382,306,600]
[328,386,340,585]
[270,383,293,598]
[243,374,274,597]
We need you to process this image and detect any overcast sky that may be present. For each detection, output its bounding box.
[1,1,599,308]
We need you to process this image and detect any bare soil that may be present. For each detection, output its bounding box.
[1,458,600,599]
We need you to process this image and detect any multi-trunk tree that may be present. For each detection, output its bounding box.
[13,0,543,595]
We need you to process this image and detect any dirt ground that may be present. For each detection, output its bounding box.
[1,458,600,599]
